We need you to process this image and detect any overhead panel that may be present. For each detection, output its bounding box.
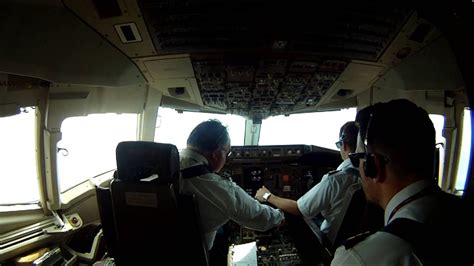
[192,57,348,119]
[136,2,412,120]
[63,1,414,119]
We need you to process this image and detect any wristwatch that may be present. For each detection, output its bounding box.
[262,192,272,202]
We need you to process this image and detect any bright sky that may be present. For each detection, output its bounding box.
[0,107,470,205]
[154,108,246,150]
[455,109,472,191]
[259,108,357,150]
[57,113,137,192]
[0,108,39,204]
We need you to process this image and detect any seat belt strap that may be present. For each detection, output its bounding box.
[382,218,433,264]
[181,164,212,179]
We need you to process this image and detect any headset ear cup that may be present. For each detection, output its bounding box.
[363,160,368,176]
[364,154,377,178]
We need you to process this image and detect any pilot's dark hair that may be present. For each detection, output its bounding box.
[187,119,230,152]
[339,121,358,153]
[356,99,435,178]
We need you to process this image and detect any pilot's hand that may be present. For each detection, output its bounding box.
[255,186,270,202]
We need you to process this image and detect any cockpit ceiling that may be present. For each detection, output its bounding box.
[137,3,412,119]
[59,1,416,120]
[139,2,411,62]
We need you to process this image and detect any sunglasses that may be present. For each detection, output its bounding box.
[348,152,366,168]
[335,140,344,149]
[349,152,389,168]
[222,148,232,157]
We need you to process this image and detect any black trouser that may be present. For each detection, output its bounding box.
[209,228,229,266]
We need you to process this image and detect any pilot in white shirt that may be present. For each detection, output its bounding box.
[180,120,284,250]
[255,121,360,245]
[332,99,470,265]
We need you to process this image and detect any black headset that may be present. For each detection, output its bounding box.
[363,113,378,178]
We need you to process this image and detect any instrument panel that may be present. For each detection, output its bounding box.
[223,145,341,265]
[225,145,341,198]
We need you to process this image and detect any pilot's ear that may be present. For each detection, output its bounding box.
[343,142,350,153]
[210,148,221,161]
[373,154,387,182]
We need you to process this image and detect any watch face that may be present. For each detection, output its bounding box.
[263,192,271,201]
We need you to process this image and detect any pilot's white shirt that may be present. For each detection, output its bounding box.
[331,179,437,266]
[297,158,360,239]
[180,148,284,250]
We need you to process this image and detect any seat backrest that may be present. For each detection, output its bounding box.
[95,182,118,258]
[331,183,384,250]
[115,141,180,185]
[111,179,179,264]
[326,182,363,247]
[178,193,209,265]
[299,179,384,263]
[95,141,208,265]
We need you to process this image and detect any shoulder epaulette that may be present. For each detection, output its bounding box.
[342,231,372,249]
[328,169,341,175]
[344,167,360,176]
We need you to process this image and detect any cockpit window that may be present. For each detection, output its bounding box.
[455,108,471,193]
[429,114,446,185]
[57,113,137,192]
[0,107,40,205]
[154,107,245,150]
[259,108,357,149]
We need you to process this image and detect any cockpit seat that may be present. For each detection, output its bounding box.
[328,182,384,253]
[332,183,384,250]
[95,141,208,265]
[303,182,384,264]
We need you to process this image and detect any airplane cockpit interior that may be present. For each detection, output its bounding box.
[1,1,473,265]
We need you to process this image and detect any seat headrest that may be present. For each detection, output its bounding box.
[115,141,179,183]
